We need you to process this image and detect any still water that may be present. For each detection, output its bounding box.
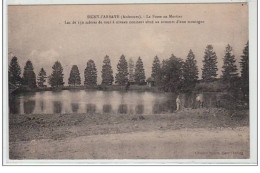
[9,90,221,115]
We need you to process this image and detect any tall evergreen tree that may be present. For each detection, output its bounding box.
[9,56,22,86]
[202,45,218,81]
[221,44,238,81]
[23,60,37,88]
[160,59,167,89]
[84,59,97,86]
[134,57,146,85]
[128,58,135,83]
[37,68,47,87]
[151,56,161,86]
[160,54,183,92]
[240,42,249,99]
[240,42,249,82]
[101,55,113,85]
[115,55,128,85]
[183,50,199,90]
[49,61,64,87]
[68,65,81,86]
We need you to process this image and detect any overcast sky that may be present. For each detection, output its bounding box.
[8,4,248,85]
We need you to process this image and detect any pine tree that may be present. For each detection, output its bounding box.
[128,58,135,83]
[240,42,249,83]
[221,44,238,81]
[9,56,22,86]
[183,50,199,90]
[160,59,167,89]
[202,45,218,81]
[115,55,128,85]
[101,55,113,85]
[23,60,37,88]
[37,68,47,87]
[240,42,249,99]
[68,65,81,86]
[134,57,146,85]
[160,54,183,92]
[151,56,161,86]
[49,61,64,87]
[84,59,97,86]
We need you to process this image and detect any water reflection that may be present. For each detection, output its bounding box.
[103,104,112,113]
[118,104,127,114]
[128,105,135,114]
[135,104,144,114]
[152,103,163,114]
[53,101,62,114]
[9,90,229,115]
[86,104,96,113]
[71,103,79,113]
[9,96,20,114]
[24,100,36,114]
[39,100,45,112]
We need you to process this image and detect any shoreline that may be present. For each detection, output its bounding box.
[11,85,160,94]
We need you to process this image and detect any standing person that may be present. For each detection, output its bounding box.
[196,93,204,108]
[176,95,181,111]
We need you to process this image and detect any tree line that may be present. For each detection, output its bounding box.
[9,42,249,95]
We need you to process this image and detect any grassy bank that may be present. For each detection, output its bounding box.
[9,108,249,159]
[9,108,249,142]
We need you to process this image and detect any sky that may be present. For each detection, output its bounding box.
[8,4,248,85]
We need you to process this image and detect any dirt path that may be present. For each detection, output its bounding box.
[10,127,249,159]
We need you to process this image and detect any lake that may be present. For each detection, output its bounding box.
[9,90,223,115]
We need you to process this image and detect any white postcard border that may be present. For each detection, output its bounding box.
[2,0,257,165]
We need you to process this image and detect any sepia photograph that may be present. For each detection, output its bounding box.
[3,1,257,165]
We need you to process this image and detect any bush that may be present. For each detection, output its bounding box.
[195,80,229,92]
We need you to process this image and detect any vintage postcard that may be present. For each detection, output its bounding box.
[3,0,257,165]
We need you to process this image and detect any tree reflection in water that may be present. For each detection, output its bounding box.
[24,100,36,114]
[53,101,62,114]
[152,102,163,114]
[39,100,45,112]
[118,104,127,114]
[9,96,20,114]
[135,104,144,114]
[103,104,112,113]
[86,104,96,113]
[71,103,79,113]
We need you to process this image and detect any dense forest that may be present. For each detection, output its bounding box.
[9,43,249,101]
